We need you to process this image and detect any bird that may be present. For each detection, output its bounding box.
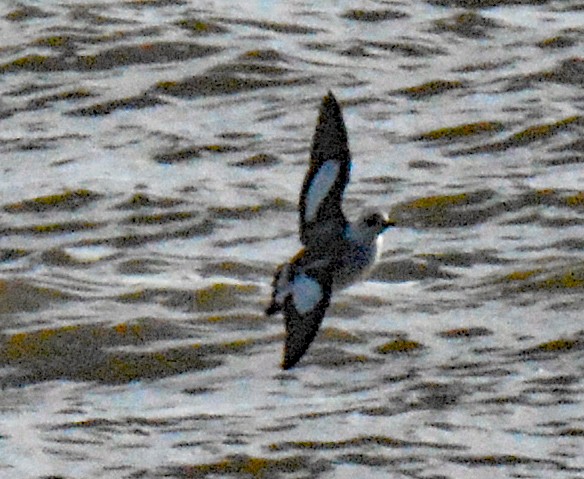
[266,91,395,370]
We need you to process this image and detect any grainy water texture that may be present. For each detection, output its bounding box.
[0,0,583,477]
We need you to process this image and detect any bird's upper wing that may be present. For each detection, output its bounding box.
[299,92,351,249]
[281,261,333,369]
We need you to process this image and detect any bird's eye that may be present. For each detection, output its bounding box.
[365,216,378,227]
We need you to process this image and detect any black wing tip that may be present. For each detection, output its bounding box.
[281,347,304,370]
[281,357,296,370]
[322,90,340,111]
[324,89,336,100]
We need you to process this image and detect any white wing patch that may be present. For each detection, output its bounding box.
[291,273,323,314]
[304,160,340,223]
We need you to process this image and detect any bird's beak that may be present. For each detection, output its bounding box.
[383,217,396,230]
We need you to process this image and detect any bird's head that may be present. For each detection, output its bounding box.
[360,211,395,235]
[346,211,395,245]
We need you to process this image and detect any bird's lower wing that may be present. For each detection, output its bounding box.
[282,271,332,369]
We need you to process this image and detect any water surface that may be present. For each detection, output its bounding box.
[1,0,583,477]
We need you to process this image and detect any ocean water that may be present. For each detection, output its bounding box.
[0,0,583,477]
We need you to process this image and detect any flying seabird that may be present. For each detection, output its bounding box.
[266,91,394,369]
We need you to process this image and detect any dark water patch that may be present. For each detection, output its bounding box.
[117,258,170,275]
[371,259,456,282]
[5,5,53,21]
[0,108,15,121]
[408,159,444,169]
[455,58,516,73]
[66,4,136,25]
[67,93,166,116]
[153,143,240,163]
[341,42,370,57]
[209,198,292,221]
[215,18,324,35]
[501,266,584,295]
[91,347,222,383]
[327,300,369,319]
[114,192,186,210]
[540,56,584,86]
[523,374,580,398]
[543,155,584,167]
[40,248,95,268]
[478,395,525,405]
[307,347,375,369]
[202,56,294,78]
[213,234,280,248]
[428,0,552,6]
[397,80,465,99]
[507,57,584,90]
[162,454,321,479]
[0,134,87,152]
[320,327,366,344]
[0,279,71,314]
[448,454,567,471]
[0,319,231,385]
[537,35,577,49]
[154,73,312,99]
[23,88,95,110]
[202,312,267,331]
[558,428,584,437]
[360,175,403,190]
[450,116,583,155]
[199,260,271,280]
[341,9,407,22]
[230,153,281,168]
[513,188,584,211]
[8,82,67,97]
[336,453,406,467]
[0,249,30,263]
[418,250,506,267]
[0,42,221,74]
[183,386,218,395]
[269,434,464,452]
[367,40,447,58]
[1,220,104,236]
[432,12,502,38]
[551,138,584,154]
[51,416,179,433]
[127,0,189,7]
[523,337,584,356]
[4,189,103,213]
[33,34,83,50]
[118,283,259,312]
[218,131,259,141]
[391,189,497,228]
[408,381,463,410]
[437,360,511,380]
[376,338,424,354]
[175,17,229,36]
[414,121,504,142]
[539,215,584,227]
[69,218,214,248]
[439,327,493,338]
[152,48,313,98]
[552,238,584,251]
[122,210,197,226]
